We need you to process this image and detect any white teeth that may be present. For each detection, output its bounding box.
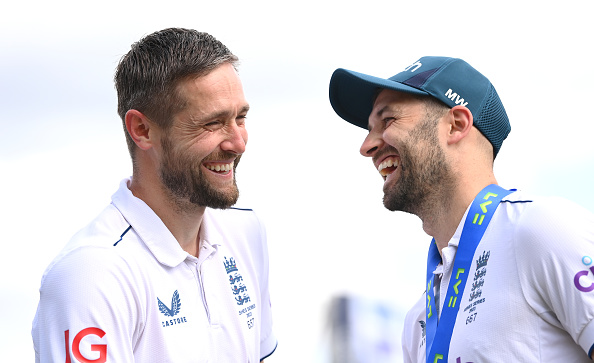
[206,161,234,172]
[378,158,399,173]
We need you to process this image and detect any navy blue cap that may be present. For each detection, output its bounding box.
[329,56,511,157]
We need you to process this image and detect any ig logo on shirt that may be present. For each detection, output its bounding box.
[64,328,106,363]
[574,256,594,292]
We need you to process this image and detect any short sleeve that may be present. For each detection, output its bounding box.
[32,245,141,362]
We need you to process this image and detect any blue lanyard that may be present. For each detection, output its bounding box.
[425,184,513,363]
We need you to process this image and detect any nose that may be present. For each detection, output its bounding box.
[359,130,382,157]
[221,121,247,154]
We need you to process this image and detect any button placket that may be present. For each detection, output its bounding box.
[196,242,217,326]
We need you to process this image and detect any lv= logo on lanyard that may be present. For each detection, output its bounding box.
[425,184,514,363]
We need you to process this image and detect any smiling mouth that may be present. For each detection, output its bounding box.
[378,157,399,178]
[204,161,234,174]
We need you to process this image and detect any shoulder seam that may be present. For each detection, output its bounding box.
[501,199,533,204]
[113,225,132,246]
[229,207,254,212]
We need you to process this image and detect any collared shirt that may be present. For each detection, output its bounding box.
[402,190,594,362]
[32,178,276,362]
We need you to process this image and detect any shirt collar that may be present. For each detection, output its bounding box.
[111,178,189,267]
[447,202,473,250]
[439,202,473,271]
[200,208,224,249]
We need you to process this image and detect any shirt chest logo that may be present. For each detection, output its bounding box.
[224,256,256,329]
[462,250,490,324]
[158,290,188,327]
[158,290,181,317]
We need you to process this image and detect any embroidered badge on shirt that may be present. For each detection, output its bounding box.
[158,290,188,327]
[224,256,256,329]
[463,250,490,324]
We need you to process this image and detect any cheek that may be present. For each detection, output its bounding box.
[382,130,402,147]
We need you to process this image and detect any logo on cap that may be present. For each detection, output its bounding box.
[445,89,469,107]
[405,60,422,72]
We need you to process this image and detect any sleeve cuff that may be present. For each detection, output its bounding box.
[578,318,594,357]
[260,332,277,360]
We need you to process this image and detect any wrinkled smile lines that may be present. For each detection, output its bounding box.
[377,156,399,177]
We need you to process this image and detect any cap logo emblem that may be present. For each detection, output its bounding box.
[404,61,422,73]
[445,89,469,107]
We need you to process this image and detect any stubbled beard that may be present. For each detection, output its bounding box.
[159,135,240,210]
[382,117,455,215]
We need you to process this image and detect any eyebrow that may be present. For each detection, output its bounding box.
[374,105,390,119]
[239,104,250,114]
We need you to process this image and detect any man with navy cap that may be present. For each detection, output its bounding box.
[329,57,594,362]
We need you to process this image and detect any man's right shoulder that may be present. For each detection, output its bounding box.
[40,204,138,285]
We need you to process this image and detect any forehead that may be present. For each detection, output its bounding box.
[177,63,248,112]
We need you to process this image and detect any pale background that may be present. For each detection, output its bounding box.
[1,0,593,361]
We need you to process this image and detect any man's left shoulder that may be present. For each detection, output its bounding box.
[501,191,594,256]
[505,191,593,226]
[205,206,265,233]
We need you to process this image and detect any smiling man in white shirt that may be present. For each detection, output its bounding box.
[32,28,276,362]
[329,56,594,362]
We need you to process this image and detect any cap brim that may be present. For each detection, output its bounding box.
[329,68,428,129]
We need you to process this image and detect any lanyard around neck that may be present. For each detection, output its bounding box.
[425,184,513,363]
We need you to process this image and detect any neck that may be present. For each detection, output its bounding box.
[129,173,206,257]
[420,178,497,257]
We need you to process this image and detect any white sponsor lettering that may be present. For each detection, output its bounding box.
[405,61,422,72]
[445,89,469,106]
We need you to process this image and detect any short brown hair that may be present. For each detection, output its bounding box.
[114,28,238,158]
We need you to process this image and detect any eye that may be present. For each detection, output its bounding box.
[204,120,223,129]
[236,114,247,126]
[383,117,396,127]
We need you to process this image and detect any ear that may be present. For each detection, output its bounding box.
[446,106,474,146]
[125,110,154,151]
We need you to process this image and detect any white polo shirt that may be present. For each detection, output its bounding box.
[402,190,594,362]
[32,178,276,362]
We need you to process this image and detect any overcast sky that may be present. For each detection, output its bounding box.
[2,0,593,361]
